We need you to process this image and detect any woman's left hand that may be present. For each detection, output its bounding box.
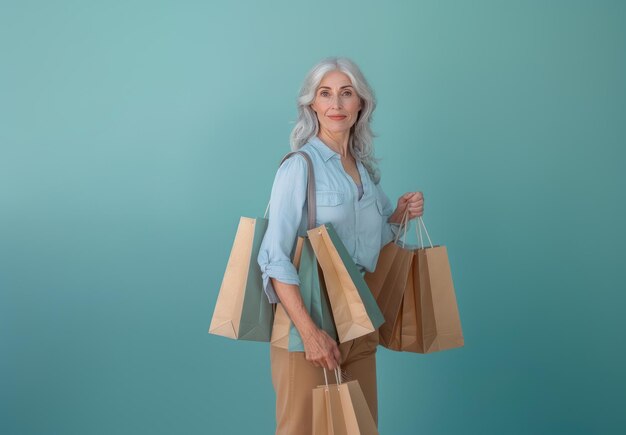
[390,191,424,223]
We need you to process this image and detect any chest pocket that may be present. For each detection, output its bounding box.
[315,190,348,227]
[316,190,344,206]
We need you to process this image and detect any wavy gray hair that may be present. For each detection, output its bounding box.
[289,56,381,184]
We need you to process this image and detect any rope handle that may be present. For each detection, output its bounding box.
[322,366,343,389]
[416,215,434,249]
[392,209,434,249]
[393,208,411,247]
[321,366,342,433]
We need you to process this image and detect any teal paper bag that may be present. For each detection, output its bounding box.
[308,223,385,342]
[287,236,338,352]
[209,217,274,342]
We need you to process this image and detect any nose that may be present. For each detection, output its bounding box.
[329,94,342,109]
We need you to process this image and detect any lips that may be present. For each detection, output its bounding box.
[328,115,347,120]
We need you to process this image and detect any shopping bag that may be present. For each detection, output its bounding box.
[209,148,311,342]
[313,375,345,435]
[288,237,339,351]
[365,212,412,350]
[313,368,378,435]
[401,217,464,353]
[374,243,412,349]
[208,216,274,341]
[271,236,339,351]
[308,223,385,343]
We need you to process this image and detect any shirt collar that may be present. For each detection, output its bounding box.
[308,135,340,162]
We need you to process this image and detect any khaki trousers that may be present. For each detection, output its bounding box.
[270,328,380,435]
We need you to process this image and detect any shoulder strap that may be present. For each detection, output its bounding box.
[278,151,316,230]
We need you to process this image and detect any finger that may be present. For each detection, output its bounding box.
[333,346,341,363]
[403,192,416,200]
[402,192,416,201]
[324,357,334,371]
[326,356,338,371]
[331,350,340,369]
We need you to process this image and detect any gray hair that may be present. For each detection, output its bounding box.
[289,56,381,184]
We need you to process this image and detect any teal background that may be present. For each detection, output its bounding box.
[1,0,624,434]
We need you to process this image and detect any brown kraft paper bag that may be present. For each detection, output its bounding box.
[375,244,413,350]
[401,217,464,353]
[312,369,378,435]
[364,213,412,350]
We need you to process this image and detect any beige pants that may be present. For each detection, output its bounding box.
[270,328,380,435]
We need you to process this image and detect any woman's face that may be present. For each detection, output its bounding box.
[310,70,362,135]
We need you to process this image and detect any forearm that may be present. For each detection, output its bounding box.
[271,278,317,338]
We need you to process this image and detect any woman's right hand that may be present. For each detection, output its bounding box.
[301,327,341,370]
[270,278,341,370]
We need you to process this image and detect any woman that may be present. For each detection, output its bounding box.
[257,56,424,434]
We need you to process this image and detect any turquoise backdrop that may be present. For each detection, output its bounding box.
[2,1,624,434]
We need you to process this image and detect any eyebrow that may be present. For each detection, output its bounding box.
[318,85,354,90]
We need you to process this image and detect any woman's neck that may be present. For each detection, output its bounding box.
[317,130,350,157]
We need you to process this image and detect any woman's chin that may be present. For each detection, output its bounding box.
[321,125,353,135]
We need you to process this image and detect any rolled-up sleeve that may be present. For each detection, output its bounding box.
[375,182,412,248]
[257,154,308,304]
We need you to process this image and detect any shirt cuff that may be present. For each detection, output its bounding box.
[259,260,300,304]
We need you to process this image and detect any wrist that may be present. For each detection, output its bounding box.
[294,316,318,339]
[388,210,403,225]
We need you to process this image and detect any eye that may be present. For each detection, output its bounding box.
[320,91,330,97]
[342,91,353,96]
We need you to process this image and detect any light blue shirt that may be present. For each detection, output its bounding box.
[257,135,411,304]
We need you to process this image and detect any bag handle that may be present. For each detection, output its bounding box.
[394,209,411,247]
[323,366,343,387]
[393,209,434,249]
[263,151,317,230]
[321,367,342,433]
[416,216,434,249]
